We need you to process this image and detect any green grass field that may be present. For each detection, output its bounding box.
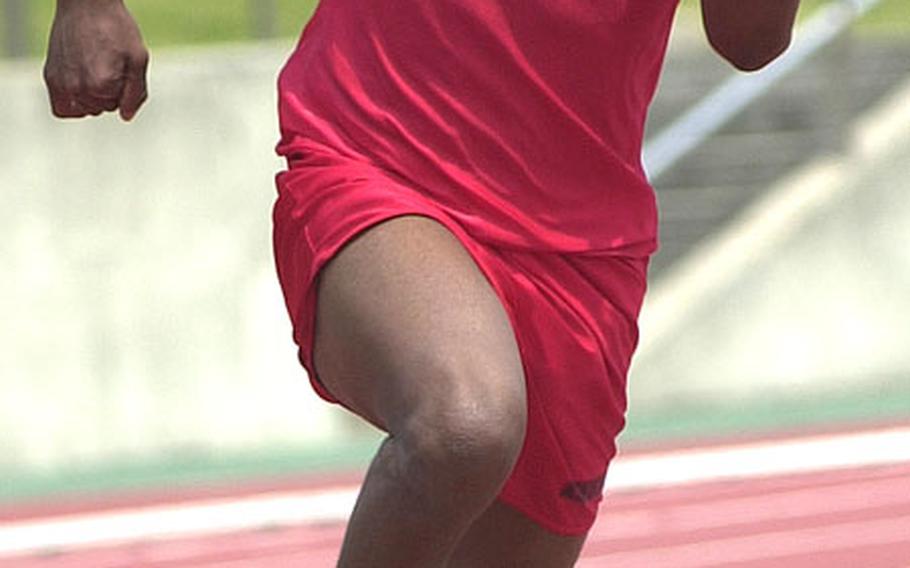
[2,0,907,58]
[4,0,318,56]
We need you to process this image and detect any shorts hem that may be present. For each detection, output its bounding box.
[495,493,596,537]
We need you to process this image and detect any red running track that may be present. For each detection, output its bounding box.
[3,458,909,566]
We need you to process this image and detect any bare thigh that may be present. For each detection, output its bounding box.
[311,215,526,443]
[448,500,587,568]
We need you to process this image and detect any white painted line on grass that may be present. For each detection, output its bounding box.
[1,426,908,558]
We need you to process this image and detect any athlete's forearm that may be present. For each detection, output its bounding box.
[701,0,801,71]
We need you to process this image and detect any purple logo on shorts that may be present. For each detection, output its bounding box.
[560,474,606,503]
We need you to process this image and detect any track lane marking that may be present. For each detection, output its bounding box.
[592,474,910,541]
[1,425,908,558]
[608,425,910,491]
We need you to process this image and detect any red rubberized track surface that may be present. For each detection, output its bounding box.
[4,458,909,567]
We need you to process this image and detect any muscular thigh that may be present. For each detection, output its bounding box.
[448,500,587,568]
[311,215,525,433]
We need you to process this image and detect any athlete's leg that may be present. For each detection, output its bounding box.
[448,501,586,567]
[313,216,527,567]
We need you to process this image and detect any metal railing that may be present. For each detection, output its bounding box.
[643,0,883,181]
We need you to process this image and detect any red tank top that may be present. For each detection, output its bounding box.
[277,1,680,255]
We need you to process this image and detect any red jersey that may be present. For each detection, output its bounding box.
[278,1,680,254]
[273,2,680,532]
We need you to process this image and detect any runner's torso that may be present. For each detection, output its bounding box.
[278,0,680,254]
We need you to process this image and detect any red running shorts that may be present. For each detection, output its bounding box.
[273,141,649,536]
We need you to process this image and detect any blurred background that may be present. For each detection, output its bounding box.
[1,0,909,512]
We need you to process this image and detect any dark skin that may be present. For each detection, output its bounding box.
[44,0,148,120]
[702,0,802,71]
[43,2,800,566]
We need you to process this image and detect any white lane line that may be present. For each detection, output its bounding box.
[1,426,909,558]
[0,488,359,558]
[594,475,910,541]
[607,425,910,491]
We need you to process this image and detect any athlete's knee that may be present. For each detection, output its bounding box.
[398,370,527,488]
[401,415,525,493]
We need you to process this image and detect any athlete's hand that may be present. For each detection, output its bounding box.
[44,0,149,121]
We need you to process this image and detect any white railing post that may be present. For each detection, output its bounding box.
[250,0,278,39]
[2,0,29,57]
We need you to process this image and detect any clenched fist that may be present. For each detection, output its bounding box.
[44,0,149,121]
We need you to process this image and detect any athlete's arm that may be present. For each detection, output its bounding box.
[701,0,801,71]
[44,0,149,120]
